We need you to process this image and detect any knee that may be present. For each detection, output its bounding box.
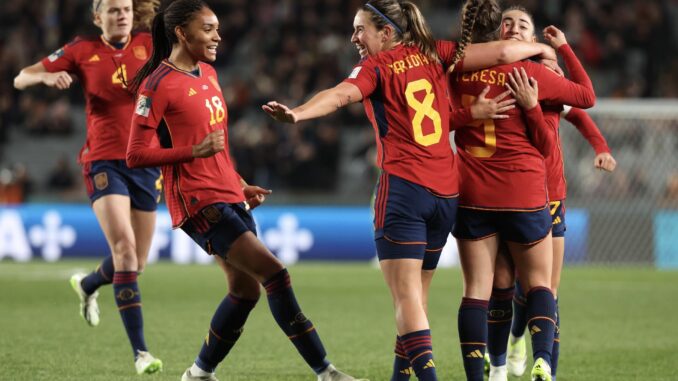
[229,283,262,301]
[112,239,137,269]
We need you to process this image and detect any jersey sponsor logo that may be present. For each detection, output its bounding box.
[94,172,108,190]
[348,66,362,79]
[135,95,151,117]
[133,46,148,60]
[47,48,65,62]
[188,88,197,96]
[88,54,100,62]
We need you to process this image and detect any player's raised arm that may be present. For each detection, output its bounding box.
[263,82,363,124]
[562,106,616,172]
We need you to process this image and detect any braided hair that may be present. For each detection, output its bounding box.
[448,0,482,72]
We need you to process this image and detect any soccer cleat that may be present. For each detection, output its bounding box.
[483,352,490,377]
[507,334,527,376]
[181,368,218,381]
[317,364,369,381]
[70,273,100,327]
[489,364,508,381]
[531,358,552,381]
[135,351,163,375]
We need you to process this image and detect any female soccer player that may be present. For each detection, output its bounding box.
[13,0,163,374]
[484,6,617,381]
[447,1,599,380]
[126,1,366,380]
[263,1,558,380]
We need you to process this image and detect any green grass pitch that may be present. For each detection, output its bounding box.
[0,261,676,380]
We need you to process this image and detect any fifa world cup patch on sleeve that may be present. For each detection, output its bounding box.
[348,66,362,79]
[135,95,151,117]
[48,48,65,62]
[94,172,108,190]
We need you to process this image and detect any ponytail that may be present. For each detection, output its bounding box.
[449,0,481,73]
[400,1,438,63]
[362,0,439,63]
[130,11,170,94]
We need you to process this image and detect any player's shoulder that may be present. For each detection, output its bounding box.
[66,35,100,48]
[131,31,153,46]
[141,62,176,93]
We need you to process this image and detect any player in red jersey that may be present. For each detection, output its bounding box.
[446,1,598,380]
[126,2,367,381]
[480,7,617,381]
[13,0,163,374]
[263,1,559,380]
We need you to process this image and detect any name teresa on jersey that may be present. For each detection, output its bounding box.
[455,69,507,87]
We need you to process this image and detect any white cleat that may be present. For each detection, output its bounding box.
[181,367,218,381]
[69,273,100,327]
[489,364,508,381]
[135,350,163,375]
[507,334,528,377]
[317,364,369,381]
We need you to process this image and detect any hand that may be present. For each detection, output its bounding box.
[470,86,515,120]
[540,58,564,77]
[43,71,73,90]
[192,129,225,158]
[507,67,539,109]
[262,101,298,123]
[543,25,568,49]
[594,152,617,172]
[243,185,272,210]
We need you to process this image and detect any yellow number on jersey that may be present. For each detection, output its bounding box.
[405,79,442,147]
[461,94,496,158]
[111,64,128,88]
[205,96,226,125]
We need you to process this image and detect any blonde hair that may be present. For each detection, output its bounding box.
[92,0,159,30]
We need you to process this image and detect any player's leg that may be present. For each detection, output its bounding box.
[549,200,566,381]
[183,257,260,381]
[127,166,162,274]
[456,235,499,381]
[487,247,515,381]
[505,208,555,381]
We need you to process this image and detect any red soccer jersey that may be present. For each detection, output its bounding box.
[41,32,152,163]
[544,105,611,201]
[449,44,595,209]
[127,61,244,227]
[343,43,457,195]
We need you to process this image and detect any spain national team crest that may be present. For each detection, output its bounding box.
[94,172,108,190]
[201,205,222,224]
[133,46,148,60]
[208,76,221,92]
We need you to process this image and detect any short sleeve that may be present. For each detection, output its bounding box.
[131,81,169,130]
[342,59,378,99]
[41,38,80,73]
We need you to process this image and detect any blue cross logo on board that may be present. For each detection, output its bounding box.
[28,211,76,262]
[263,213,313,265]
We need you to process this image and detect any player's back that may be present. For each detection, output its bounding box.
[345,43,456,196]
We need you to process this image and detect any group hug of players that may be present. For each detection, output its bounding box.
[13,0,615,380]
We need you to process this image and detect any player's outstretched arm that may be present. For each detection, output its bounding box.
[563,107,616,172]
[239,178,272,210]
[14,62,73,90]
[263,82,363,124]
[460,40,556,72]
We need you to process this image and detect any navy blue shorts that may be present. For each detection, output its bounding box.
[181,202,256,259]
[373,173,458,270]
[550,200,566,238]
[453,206,551,244]
[83,160,162,211]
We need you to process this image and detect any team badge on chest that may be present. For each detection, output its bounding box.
[133,46,148,60]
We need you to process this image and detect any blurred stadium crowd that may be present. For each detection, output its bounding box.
[0,0,677,203]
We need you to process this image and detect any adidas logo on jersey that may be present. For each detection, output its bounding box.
[188,88,197,96]
[88,54,100,62]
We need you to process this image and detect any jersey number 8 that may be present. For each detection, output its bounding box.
[405,79,442,147]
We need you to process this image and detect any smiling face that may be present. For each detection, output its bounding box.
[94,0,134,42]
[350,10,385,58]
[178,7,221,62]
[500,9,536,42]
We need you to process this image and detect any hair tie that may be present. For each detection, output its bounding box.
[365,3,403,35]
